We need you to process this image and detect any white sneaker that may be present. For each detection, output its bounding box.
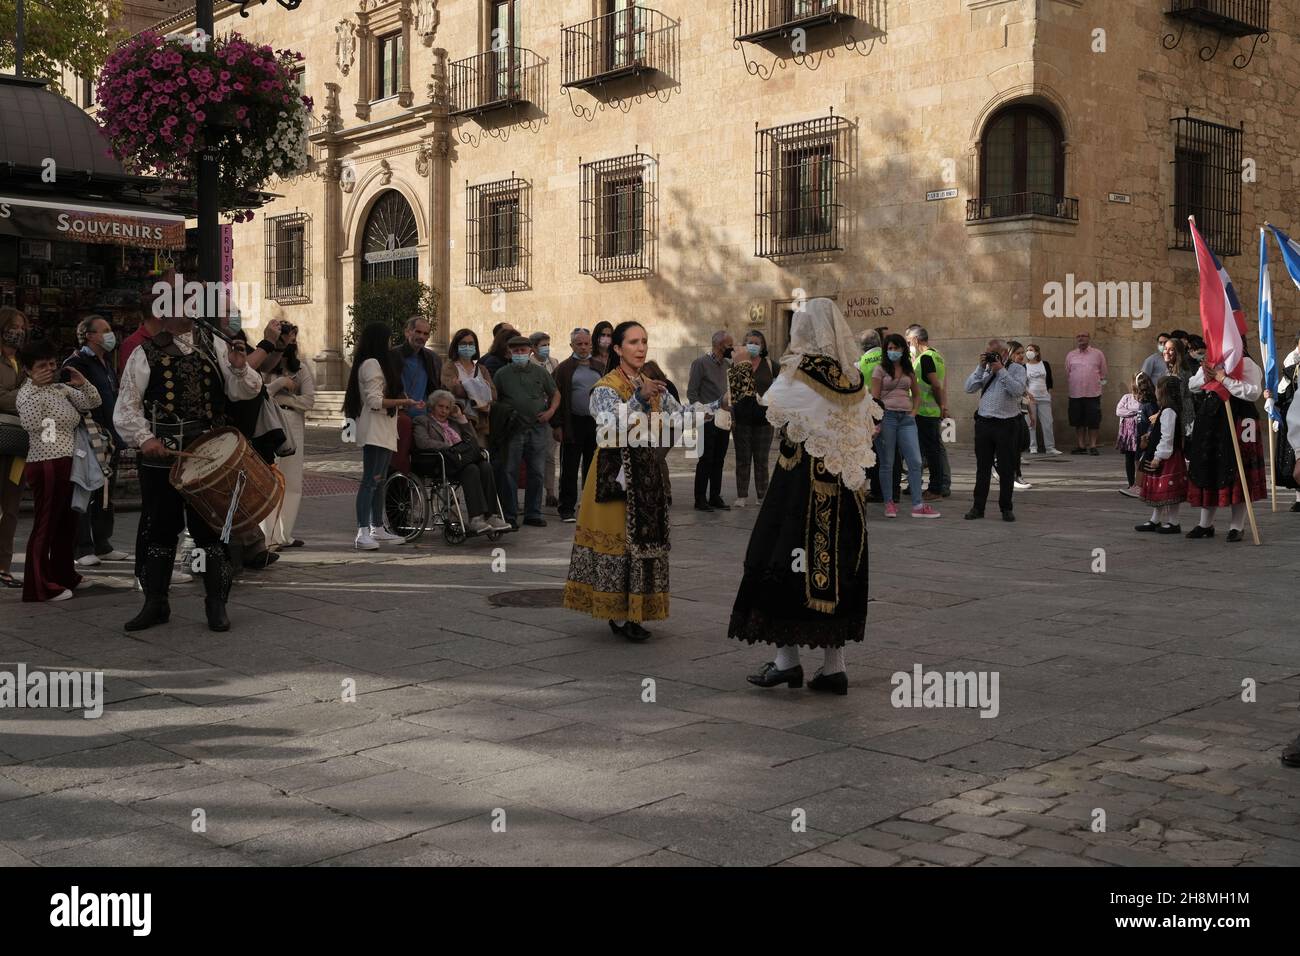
[487,515,512,531]
[1013,479,1032,490]
[50,589,74,602]
[1118,484,1141,498]
[370,525,405,544]
[355,529,379,551]
[734,497,748,508]
[76,554,101,567]
[171,570,193,585]
[469,516,492,535]
[1045,448,1063,456]
[101,550,130,561]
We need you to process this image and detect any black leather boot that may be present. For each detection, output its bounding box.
[124,548,173,632]
[203,543,233,632]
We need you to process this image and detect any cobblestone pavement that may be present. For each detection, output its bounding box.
[1,429,1297,866]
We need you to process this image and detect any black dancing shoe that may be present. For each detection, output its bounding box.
[1281,734,1300,768]
[1186,525,1215,539]
[1134,521,1160,532]
[808,670,849,696]
[124,599,170,632]
[1225,528,1244,543]
[608,619,626,637]
[623,621,651,642]
[1157,524,1183,535]
[747,662,804,689]
[205,598,230,632]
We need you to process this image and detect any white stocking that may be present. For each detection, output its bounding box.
[1230,502,1247,531]
[822,645,846,676]
[1150,508,1160,523]
[775,645,800,670]
[1199,507,1216,528]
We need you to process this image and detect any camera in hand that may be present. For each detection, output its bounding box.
[984,352,1002,365]
[280,323,297,337]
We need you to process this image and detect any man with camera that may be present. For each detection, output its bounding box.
[963,339,1027,522]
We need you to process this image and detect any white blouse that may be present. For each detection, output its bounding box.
[16,380,101,463]
[353,358,398,451]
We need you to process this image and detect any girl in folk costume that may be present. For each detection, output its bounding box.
[1266,330,1300,511]
[1185,347,1266,543]
[729,298,883,696]
[1134,375,1187,535]
[1116,371,1158,498]
[563,321,684,641]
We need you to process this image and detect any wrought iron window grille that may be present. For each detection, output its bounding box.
[755,111,854,260]
[466,176,531,292]
[579,151,658,281]
[265,211,311,303]
[965,194,1079,223]
[1170,112,1243,257]
[732,0,885,78]
[1162,1,1269,69]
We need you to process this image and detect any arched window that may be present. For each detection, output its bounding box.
[979,105,1066,210]
[362,191,419,282]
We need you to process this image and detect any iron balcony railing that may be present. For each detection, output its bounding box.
[734,0,860,43]
[1166,0,1269,37]
[966,193,1079,223]
[448,46,545,117]
[562,7,679,89]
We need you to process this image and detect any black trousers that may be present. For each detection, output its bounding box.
[973,415,1018,514]
[558,415,597,515]
[915,414,947,494]
[137,465,233,602]
[76,450,118,558]
[455,459,498,516]
[694,420,730,503]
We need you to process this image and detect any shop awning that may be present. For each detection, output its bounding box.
[0,194,186,250]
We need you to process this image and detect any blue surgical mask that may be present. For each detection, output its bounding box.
[511,353,529,366]
[886,349,903,362]
[101,332,117,352]
[537,346,550,360]
[228,314,242,335]
[746,343,761,357]
[458,344,476,359]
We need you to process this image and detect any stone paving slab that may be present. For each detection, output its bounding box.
[1,434,1297,865]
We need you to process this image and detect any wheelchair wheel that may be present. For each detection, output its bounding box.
[443,519,467,546]
[383,472,427,542]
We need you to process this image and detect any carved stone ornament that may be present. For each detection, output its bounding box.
[339,162,357,193]
[415,0,440,45]
[415,143,431,178]
[323,82,342,130]
[336,20,357,76]
[378,159,393,185]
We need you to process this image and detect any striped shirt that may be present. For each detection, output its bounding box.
[963,362,1027,419]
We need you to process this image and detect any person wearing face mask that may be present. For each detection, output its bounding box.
[591,321,615,372]
[728,330,776,508]
[688,330,735,510]
[493,336,560,527]
[872,334,941,518]
[553,328,600,522]
[63,315,128,567]
[441,328,497,438]
[0,307,31,588]
[530,332,560,508]
[904,325,951,497]
[260,322,315,549]
[1023,342,1060,455]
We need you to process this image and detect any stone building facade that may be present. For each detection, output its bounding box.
[123,0,1291,433]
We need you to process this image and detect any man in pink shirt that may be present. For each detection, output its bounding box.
[1065,331,1108,455]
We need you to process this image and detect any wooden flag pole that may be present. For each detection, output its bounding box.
[1268,419,1278,512]
[1223,399,1262,545]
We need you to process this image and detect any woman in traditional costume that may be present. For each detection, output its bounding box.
[1184,349,1266,543]
[563,321,684,641]
[729,298,882,695]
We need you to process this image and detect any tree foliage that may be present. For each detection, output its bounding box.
[0,0,126,97]
[346,278,440,351]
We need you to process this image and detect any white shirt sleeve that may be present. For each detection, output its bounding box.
[1188,367,1206,392]
[1221,357,1263,402]
[213,337,262,400]
[1153,408,1178,461]
[113,345,154,449]
[1289,392,1300,455]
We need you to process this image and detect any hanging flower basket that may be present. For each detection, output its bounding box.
[96,31,313,222]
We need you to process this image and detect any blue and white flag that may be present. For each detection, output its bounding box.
[1259,227,1279,422]
[1269,224,1300,292]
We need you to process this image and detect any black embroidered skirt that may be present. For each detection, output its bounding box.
[728,436,869,649]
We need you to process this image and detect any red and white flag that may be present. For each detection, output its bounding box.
[1188,216,1245,402]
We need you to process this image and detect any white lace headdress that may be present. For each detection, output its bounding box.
[760,297,881,488]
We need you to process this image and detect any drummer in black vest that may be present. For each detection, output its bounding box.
[114,309,278,632]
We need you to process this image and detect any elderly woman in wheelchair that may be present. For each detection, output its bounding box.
[410,389,512,537]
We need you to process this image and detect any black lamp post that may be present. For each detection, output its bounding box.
[196,0,220,293]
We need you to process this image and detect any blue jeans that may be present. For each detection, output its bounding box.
[504,423,548,521]
[879,410,924,509]
[356,444,393,527]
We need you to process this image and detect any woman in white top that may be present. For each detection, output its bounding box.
[1023,343,1059,454]
[260,322,316,549]
[15,338,100,601]
[343,322,421,550]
